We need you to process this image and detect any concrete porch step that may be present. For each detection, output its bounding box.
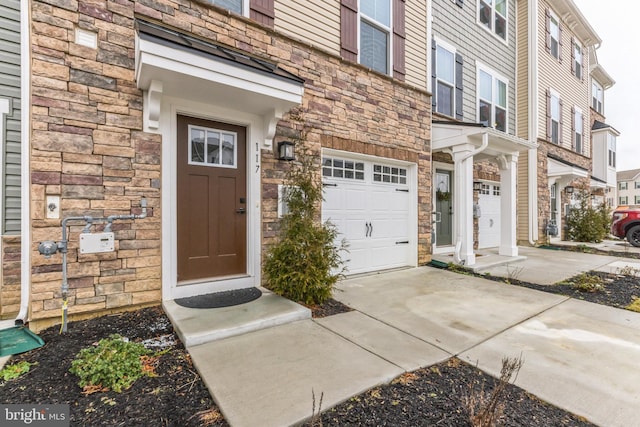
[163,291,311,347]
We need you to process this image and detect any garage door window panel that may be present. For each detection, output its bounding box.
[323,157,365,180]
[373,164,407,184]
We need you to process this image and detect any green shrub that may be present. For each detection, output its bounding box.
[69,334,151,393]
[566,191,611,243]
[0,361,34,382]
[264,112,346,305]
[569,273,605,293]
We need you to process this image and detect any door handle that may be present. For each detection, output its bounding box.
[236,208,246,214]
[365,222,370,237]
[369,222,373,237]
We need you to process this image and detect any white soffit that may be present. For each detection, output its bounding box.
[548,157,588,179]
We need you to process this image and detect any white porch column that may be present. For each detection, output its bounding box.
[452,144,476,266]
[498,154,519,256]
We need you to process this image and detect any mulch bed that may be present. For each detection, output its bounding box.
[311,358,594,426]
[310,298,354,318]
[542,243,640,260]
[0,281,615,426]
[0,306,228,427]
[491,271,640,309]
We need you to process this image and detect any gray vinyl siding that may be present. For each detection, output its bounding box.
[0,0,21,234]
[432,0,517,135]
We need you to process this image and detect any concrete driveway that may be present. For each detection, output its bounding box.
[186,248,640,427]
[333,264,640,427]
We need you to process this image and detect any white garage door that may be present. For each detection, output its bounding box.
[321,155,413,275]
[478,182,501,249]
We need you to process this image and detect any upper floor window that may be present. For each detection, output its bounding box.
[608,134,616,167]
[636,181,640,189]
[546,9,562,60]
[636,196,640,204]
[340,0,405,80]
[210,0,274,27]
[592,80,603,113]
[619,182,627,190]
[620,196,628,205]
[479,0,507,40]
[478,65,508,132]
[547,89,561,144]
[360,0,391,74]
[572,39,583,80]
[572,107,583,154]
[213,0,243,14]
[435,42,455,117]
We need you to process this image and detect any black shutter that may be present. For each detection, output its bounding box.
[393,0,406,81]
[340,0,358,61]
[455,53,464,120]
[431,39,437,109]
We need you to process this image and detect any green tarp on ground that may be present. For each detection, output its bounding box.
[0,326,44,357]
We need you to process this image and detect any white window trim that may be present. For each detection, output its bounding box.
[358,0,393,76]
[549,9,560,59]
[573,106,583,153]
[476,61,510,133]
[573,40,583,80]
[592,80,603,113]
[549,88,561,144]
[477,0,509,45]
[434,37,457,118]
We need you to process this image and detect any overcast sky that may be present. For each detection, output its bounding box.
[575,0,640,172]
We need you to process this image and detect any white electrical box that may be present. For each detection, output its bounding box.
[79,232,115,254]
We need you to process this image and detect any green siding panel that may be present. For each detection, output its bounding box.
[0,0,20,234]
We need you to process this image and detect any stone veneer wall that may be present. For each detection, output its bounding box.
[536,140,591,241]
[0,236,21,319]
[28,0,432,328]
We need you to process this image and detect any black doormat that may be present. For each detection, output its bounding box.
[175,287,262,309]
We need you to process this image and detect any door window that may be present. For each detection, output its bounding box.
[188,125,237,168]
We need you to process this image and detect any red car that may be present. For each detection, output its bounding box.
[611,206,640,247]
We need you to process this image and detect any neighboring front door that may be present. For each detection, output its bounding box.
[177,115,247,282]
[435,170,453,246]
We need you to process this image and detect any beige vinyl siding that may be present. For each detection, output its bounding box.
[405,1,428,90]
[274,0,340,55]
[537,0,591,156]
[515,0,528,139]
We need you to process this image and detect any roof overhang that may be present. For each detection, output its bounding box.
[432,122,537,160]
[134,21,304,143]
[547,157,589,181]
[549,0,601,47]
[590,178,607,189]
[589,50,615,89]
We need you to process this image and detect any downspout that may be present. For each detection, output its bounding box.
[16,0,31,325]
[527,0,539,246]
[453,132,489,264]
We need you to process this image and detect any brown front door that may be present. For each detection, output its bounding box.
[177,115,247,282]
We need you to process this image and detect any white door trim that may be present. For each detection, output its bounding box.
[161,97,263,300]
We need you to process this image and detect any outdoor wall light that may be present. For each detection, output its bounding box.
[277,141,295,161]
[473,181,482,192]
[565,185,574,194]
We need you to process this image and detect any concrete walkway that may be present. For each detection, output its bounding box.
[185,248,640,427]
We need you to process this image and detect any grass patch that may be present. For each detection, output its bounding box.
[626,298,640,313]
